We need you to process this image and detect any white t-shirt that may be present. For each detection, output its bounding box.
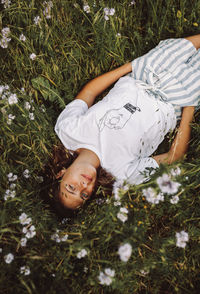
[55,76,176,185]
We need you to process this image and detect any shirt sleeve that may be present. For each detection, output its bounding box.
[55,99,88,134]
[125,157,159,185]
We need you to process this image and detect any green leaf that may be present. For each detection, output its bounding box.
[31,76,65,108]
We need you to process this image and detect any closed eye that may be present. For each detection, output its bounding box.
[65,184,76,195]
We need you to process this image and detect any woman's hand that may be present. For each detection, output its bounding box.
[153,106,195,165]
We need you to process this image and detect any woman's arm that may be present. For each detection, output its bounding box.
[153,106,195,165]
[75,62,132,107]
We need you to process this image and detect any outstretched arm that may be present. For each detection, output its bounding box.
[75,62,132,107]
[153,106,195,165]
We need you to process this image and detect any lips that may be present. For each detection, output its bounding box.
[81,174,92,181]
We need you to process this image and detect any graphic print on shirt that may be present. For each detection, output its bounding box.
[98,103,141,131]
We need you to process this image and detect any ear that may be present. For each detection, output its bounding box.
[56,169,66,179]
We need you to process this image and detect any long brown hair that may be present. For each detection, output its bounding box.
[45,143,115,216]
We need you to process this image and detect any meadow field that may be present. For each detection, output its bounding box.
[1,0,200,293]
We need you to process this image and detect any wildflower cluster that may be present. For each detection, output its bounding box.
[83,3,90,14]
[43,1,53,19]
[117,206,128,223]
[0,85,18,106]
[4,173,17,201]
[176,231,189,248]
[142,168,181,205]
[77,248,88,259]
[19,213,36,244]
[34,16,41,25]
[98,268,115,286]
[24,99,35,120]
[51,230,68,243]
[0,27,11,48]
[142,187,164,204]
[104,7,115,20]
[118,243,132,262]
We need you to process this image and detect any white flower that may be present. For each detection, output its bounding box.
[19,33,26,42]
[140,269,149,275]
[176,231,189,248]
[34,16,41,25]
[2,27,10,38]
[51,232,60,242]
[60,233,68,242]
[83,4,90,13]
[112,180,128,200]
[43,1,53,19]
[20,265,31,276]
[104,268,115,277]
[7,172,17,181]
[4,189,16,200]
[118,243,132,262]
[23,169,30,178]
[104,8,110,15]
[20,237,27,247]
[24,101,31,110]
[170,195,179,204]
[22,225,36,239]
[114,201,121,206]
[61,218,69,224]
[0,38,9,48]
[77,249,88,259]
[30,53,36,60]
[98,272,112,286]
[19,213,32,225]
[116,33,121,37]
[7,172,18,182]
[117,212,128,223]
[170,167,181,177]
[142,187,164,204]
[0,28,11,49]
[129,0,136,5]
[109,8,115,15]
[1,0,11,8]
[8,93,18,105]
[4,253,14,264]
[29,112,35,120]
[120,207,128,214]
[157,173,181,194]
[8,114,15,120]
[103,7,116,20]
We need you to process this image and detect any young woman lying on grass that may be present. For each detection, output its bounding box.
[53,34,200,210]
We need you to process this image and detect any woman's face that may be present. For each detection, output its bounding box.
[58,162,97,210]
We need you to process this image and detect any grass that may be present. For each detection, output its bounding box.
[1,0,200,293]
